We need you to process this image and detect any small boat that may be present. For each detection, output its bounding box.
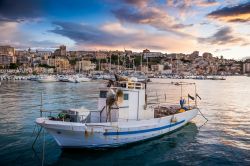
[37,75,58,83]
[58,75,70,82]
[77,75,91,82]
[28,75,39,81]
[68,76,80,83]
[210,76,226,80]
[36,80,200,148]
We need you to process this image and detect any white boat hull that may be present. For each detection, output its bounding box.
[78,77,91,82]
[36,109,198,148]
[37,79,57,83]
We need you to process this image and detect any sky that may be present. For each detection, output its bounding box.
[0,0,250,59]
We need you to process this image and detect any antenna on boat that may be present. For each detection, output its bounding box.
[144,80,147,109]
[194,84,197,107]
[181,84,183,99]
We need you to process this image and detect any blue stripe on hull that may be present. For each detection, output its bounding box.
[104,120,185,136]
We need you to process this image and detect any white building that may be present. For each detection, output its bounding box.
[243,59,250,73]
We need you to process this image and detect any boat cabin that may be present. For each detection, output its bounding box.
[87,81,154,123]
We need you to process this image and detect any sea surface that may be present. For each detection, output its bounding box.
[0,76,249,166]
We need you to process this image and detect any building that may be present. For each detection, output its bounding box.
[144,52,163,58]
[202,52,213,60]
[0,45,16,68]
[75,60,96,71]
[0,55,16,68]
[17,55,30,66]
[36,50,52,59]
[143,49,150,53]
[243,59,250,73]
[54,45,66,57]
[95,52,107,59]
[47,57,70,73]
[0,45,15,56]
[151,64,164,72]
[137,65,148,72]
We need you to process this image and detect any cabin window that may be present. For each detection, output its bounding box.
[124,94,129,100]
[99,91,107,98]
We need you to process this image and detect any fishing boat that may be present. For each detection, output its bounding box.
[36,79,200,148]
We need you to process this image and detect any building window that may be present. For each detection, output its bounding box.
[124,94,129,100]
[99,91,107,98]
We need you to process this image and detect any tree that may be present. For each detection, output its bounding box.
[9,63,18,69]
[38,64,54,68]
[69,59,76,66]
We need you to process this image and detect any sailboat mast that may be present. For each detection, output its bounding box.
[118,54,119,73]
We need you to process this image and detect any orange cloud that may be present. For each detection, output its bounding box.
[208,2,250,22]
[74,22,197,53]
[209,13,250,22]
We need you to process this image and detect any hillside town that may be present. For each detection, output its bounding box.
[0,45,249,76]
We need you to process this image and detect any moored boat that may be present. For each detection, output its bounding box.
[36,80,200,148]
[37,75,58,83]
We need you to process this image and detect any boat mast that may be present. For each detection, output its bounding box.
[109,53,111,72]
[146,57,148,73]
[99,59,100,71]
[140,53,143,71]
[118,53,119,73]
[79,61,80,74]
[181,84,183,99]
[195,84,197,107]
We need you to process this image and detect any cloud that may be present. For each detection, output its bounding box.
[165,0,219,21]
[112,2,193,37]
[0,0,44,23]
[25,40,60,49]
[195,0,219,7]
[120,0,148,8]
[208,1,250,22]
[0,21,60,49]
[198,27,245,45]
[0,22,33,47]
[167,0,219,9]
[50,21,119,46]
[49,21,196,52]
[214,48,231,52]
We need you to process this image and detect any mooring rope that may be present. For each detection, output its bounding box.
[42,128,45,166]
[32,126,42,149]
[197,108,208,121]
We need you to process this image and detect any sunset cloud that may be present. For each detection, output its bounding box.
[112,1,193,38]
[167,0,219,8]
[208,2,250,22]
[50,21,196,52]
[198,27,246,45]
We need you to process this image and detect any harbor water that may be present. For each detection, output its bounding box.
[0,77,249,165]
